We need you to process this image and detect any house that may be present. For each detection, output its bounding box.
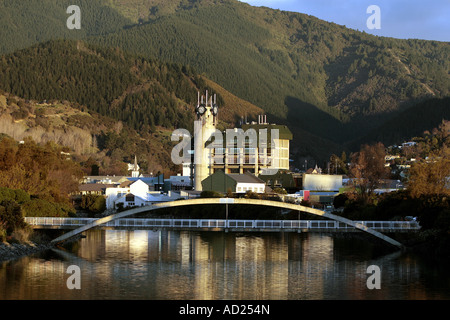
[401,141,417,148]
[113,192,175,209]
[163,174,193,192]
[201,171,268,194]
[76,183,115,196]
[127,174,165,191]
[105,179,179,210]
[374,179,404,194]
[81,175,129,185]
[177,190,202,199]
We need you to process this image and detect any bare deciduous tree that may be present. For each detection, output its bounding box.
[349,142,389,203]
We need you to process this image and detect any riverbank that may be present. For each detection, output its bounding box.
[403,229,450,263]
[0,229,85,263]
[0,241,54,263]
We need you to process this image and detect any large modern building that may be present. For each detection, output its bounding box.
[189,91,292,191]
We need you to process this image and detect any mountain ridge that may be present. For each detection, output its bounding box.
[89,1,448,133]
[0,0,448,165]
[0,39,264,175]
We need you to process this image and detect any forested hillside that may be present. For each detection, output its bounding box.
[90,1,449,131]
[0,40,263,175]
[350,97,450,149]
[0,0,448,164]
[90,0,450,162]
[0,39,205,132]
[0,0,131,54]
[0,90,179,176]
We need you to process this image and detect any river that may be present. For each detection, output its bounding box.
[0,229,449,300]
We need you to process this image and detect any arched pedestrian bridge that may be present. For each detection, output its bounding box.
[39,198,418,249]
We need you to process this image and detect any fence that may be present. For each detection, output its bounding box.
[25,217,420,232]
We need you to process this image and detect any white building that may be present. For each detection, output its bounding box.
[105,179,179,210]
[302,174,343,191]
[230,173,267,194]
[165,174,193,190]
[201,171,268,194]
[128,155,140,178]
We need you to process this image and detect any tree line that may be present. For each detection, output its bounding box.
[0,0,132,55]
[333,122,450,259]
[0,135,84,242]
[0,40,225,135]
[90,2,449,135]
[0,135,83,206]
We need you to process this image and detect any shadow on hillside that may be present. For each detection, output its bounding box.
[284,96,345,144]
[346,97,450,150]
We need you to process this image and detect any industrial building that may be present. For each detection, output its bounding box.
[302,174,343,191]
[188,91,293,191]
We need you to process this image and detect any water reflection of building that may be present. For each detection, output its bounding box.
[5,230,436,300]
[76,230,333,299]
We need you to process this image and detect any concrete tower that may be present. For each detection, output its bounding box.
[194,91,219,191]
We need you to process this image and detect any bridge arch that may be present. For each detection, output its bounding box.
[51,198,404,249]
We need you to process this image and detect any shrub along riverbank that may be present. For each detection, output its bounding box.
[334,190,450,261]
[0,187,75,241]
[0,186,75,262]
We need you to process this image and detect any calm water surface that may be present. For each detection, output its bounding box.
[1,229,449,300]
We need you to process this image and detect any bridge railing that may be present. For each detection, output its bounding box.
[25,217,420,231]
[361,220,421,231]
[24,217,95,227]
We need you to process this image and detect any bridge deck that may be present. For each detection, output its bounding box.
[32,198,419,248]
[25,217,420,233]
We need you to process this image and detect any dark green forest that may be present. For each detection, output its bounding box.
[350,97,450,149]
[0,39,221,133]
[86,1,449,141]
[0,0,448,164]
[0,0,132,54]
